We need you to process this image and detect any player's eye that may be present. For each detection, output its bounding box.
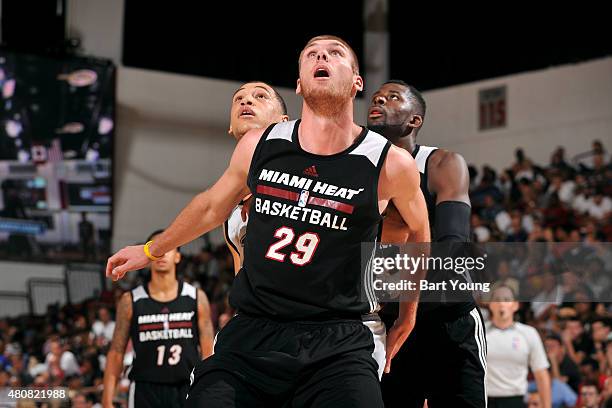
[331,49,342,57]
[234,95,243,102]
[307,51,316,58]
[256,93,269,99]
[390,95,400,101]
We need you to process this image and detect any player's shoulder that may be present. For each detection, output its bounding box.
[386,144,418,171]
[119,289,133,303]
[427,148,467,172]
[239,127,268,148]
[196,287,207,299]
[514,322,540,338]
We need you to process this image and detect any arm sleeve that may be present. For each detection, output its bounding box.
[434,201,471,242]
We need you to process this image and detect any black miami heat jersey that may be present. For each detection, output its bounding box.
[412,144,475,318]
[129,280,200,384]
[229,119,391,320]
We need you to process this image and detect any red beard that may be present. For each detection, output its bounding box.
[301,77,354,117]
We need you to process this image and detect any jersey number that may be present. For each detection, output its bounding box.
[156,344,182,366]
[265,226,320,266]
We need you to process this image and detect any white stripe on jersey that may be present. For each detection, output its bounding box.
[224,204,248,266]
[362,313,386,380]
[414,145,438,174]
[470,308,488,408]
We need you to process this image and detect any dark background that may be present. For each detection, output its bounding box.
[121,1,612,91]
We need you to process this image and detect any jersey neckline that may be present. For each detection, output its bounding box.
[291,119,369,159]
[144,279,183,305]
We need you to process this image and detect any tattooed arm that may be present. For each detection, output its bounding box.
[197,288,214,358]
[102,292,132,408]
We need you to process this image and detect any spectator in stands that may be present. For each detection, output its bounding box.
[528,372,577,408]
[527,391,544,407]
[562,317,594,365]
[505,210,529,242]
[512,148,535,180]
[45,339,80,378]
[71,392,95,408]
[545,333,583,393]
[593,320,612,369]
[586,188,612,221]
[579,381,602,408]
[532,271,564,320]
[91,306,114,344]
[550,147,573,175]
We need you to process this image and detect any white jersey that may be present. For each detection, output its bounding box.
[223,201,248,268]
[485,321,549,397]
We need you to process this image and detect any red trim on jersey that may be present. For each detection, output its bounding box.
[307,197,354,214]
[169,321,194,329]
[138,323,163,331]
[257,185,299,201]
[138,322,193,331]
[256,185,354,214]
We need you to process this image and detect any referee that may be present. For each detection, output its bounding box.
[486,285,552,408]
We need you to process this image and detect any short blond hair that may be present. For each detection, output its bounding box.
[299,35,360,74]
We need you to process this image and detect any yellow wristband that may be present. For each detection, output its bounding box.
[144,241,162,261]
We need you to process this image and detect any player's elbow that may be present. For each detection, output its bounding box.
[196,191,230,227]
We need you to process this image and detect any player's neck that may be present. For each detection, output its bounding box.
[396,135,417,154]
[148,272,178,297]
[299,102,361,155]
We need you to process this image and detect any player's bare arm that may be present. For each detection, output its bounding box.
[427,149,470,205]
[197,288,214,358]
[378,146,430,373]
[106,128,264,280]
[102,292,132,408]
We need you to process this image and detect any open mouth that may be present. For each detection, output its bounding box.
[240,108,255,118]
[314,68,330,78]
[368,108,384,119]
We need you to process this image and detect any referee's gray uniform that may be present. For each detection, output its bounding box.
[485,321,549,408]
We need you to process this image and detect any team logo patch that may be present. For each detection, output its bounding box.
[298,190,310,207]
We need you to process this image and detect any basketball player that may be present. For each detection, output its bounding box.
[224,81,289,274]
[106,35,430,407]
[367,80,487,407]
[102,230,214,408]
[224,82,387,379]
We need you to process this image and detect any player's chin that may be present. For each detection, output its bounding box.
[152,266,171,274]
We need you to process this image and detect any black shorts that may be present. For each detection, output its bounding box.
[380,307,487,408]
[128,380,189,408]
[488,396,524,408]
[185,313,383,408]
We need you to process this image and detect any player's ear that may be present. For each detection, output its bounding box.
[280,114,289,122]
[409,114,423,129]
[174,251,181,265]
[296,79,302,95]
[228,125,233,136]
[354,75,364,92]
